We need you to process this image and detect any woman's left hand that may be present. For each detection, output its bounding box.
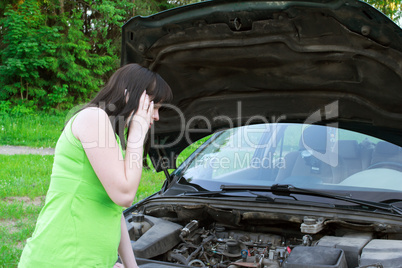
[113,262,124,268]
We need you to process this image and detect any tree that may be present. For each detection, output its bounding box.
[0,0,59,103]
[366,0,402,25]
[0,0,181,110]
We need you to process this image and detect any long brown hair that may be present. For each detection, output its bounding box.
[78,63,172,148]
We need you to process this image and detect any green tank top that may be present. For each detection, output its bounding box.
[19,114,123,267]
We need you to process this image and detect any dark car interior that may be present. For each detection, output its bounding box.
[191,124,402,189]
[275,127,402,184]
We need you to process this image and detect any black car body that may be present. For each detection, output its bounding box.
[121,0,402,267]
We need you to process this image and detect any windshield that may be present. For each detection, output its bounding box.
[175,123,402,194]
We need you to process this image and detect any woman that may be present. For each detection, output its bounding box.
[19,64,173,267]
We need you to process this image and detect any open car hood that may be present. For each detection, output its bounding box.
[121,0,402,171]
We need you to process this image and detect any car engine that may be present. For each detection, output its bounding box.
[126,204,402,268]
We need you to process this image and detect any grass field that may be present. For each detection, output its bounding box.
[0,112,201,267]
[0,113,69,148]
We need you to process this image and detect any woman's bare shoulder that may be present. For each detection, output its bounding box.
[72,107,109,140]
[75,107,109,122]
[78,107,107,117]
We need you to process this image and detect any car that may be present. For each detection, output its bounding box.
[120,0,402,267]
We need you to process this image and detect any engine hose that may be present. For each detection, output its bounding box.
[179,234,186,243]
[186,244,203,264]
[188,259,206,267]
[170,253,187,265]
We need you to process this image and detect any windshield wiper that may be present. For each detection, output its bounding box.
[220,184,402,216]
[181,191,226,197]
[181,189,275,201]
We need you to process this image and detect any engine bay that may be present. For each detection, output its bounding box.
[125,202,402,268]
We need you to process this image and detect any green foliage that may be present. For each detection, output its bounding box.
[0,0,59,103]
[366,0,402,23]
[9,104,35,117]
[0,101,12,115]
[47,11,114,106]
[44,84,69,110]
[0,0,144,111]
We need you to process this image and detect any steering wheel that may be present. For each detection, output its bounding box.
[367,161,402,172]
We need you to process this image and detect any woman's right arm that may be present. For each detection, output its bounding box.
[72,92,154,207]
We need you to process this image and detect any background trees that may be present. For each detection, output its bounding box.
[0,0,401,112]
[0,0,180,113]
[367,0,401,22]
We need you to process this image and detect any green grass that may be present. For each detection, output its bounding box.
[0,154,52,267]
[0,155,54,199]
[0,198,44,268]
[0,113,68,148]
[176,135,211,166]
[134,169,166,203]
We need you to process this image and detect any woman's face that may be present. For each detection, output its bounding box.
[151,103,161,124]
